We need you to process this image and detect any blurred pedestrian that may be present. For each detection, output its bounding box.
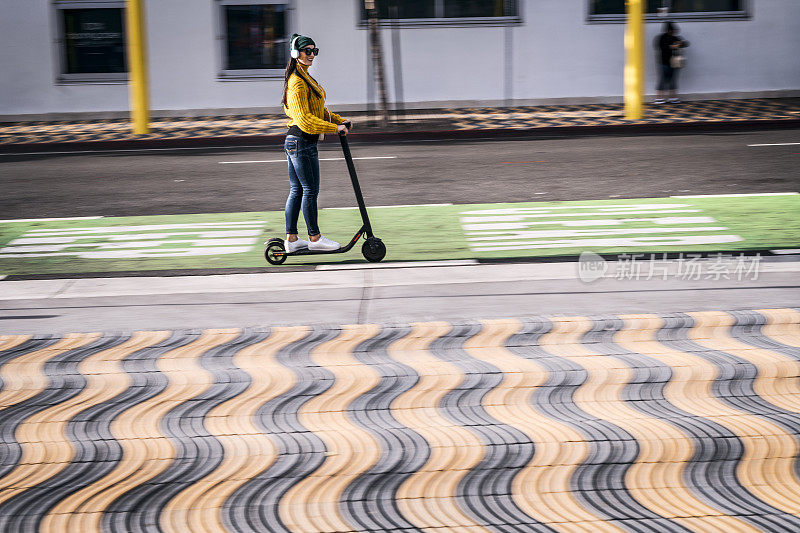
[281,33,351,252]
[654,21,689,104]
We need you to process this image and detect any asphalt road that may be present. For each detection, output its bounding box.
[1,128,798,219]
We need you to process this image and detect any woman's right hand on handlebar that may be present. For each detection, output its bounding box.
[337,124,348,135]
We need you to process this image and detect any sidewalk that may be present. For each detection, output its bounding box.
[2,97,798,151]
[1,308,799,531]
[2,257,798,333]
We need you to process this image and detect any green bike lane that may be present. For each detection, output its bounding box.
[1,193,798,277]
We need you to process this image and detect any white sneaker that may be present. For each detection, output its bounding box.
[308,235,340,251]
[285,238,309,252]
[653,99,666,104]
[668,98,681,104]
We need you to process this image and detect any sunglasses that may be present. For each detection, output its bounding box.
[300,47,319,56]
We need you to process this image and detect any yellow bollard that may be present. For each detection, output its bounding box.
[624,0,645,120]
[125,0,150,134]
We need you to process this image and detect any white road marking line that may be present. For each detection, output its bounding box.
[461,210,702,220]
[463,217,717,231]
[461,204,691,214]
[771,249,800,255]
[325,203,452,210]
[471,235,744,252]
[0,216,104,224]
[748,142,800,147]
[219,156,398,164]
[316,259,478,270]
[24,221,266,234]
[671,192,799,198]
[466,226,729,241]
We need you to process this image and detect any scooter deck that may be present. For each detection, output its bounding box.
[275,227,365,258]
[285,245,351,257]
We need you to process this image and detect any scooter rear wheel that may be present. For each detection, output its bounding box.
[362,237,386,263]
[265,239,287,265]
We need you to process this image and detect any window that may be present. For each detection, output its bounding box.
[217,0,289,77]
[588,0,748,22]
[55,1,127,82]
[368,0,434,19]
[444,0,512,18]
[361,0,520,26]
[669,0,743,12]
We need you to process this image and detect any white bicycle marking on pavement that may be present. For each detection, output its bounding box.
[460,203,743,252]
[0,221,267,259]
[0,216,103,224]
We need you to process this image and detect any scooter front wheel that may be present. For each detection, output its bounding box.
[362,237,386,263]
[265,239,287,265]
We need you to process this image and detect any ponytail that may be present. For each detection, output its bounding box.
[281,57,297,107]
[281,56,322,107]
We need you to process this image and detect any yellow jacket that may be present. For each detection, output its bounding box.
[284,63,344,135]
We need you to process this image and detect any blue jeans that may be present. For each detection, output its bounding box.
[657,63,678,91]
[284,135,320,236]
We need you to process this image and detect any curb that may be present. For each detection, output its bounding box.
[2,118,799,153]
[2,308,798,339]
[1,248,795,281]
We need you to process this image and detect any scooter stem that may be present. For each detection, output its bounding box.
[339,132,373,238]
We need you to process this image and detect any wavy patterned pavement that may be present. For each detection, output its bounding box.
[0,309,799,532]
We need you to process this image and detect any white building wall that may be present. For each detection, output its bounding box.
[0,0,798,118]
[147,1,219,111]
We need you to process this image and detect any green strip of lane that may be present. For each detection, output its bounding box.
[0,194,797,275]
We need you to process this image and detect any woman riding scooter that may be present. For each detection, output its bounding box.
[281,33,351,252]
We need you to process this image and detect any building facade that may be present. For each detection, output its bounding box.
[1,0,798,119]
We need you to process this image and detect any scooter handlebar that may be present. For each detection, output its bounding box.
[338,121,352,136]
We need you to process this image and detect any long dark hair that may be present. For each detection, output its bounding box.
[281,57,322,107]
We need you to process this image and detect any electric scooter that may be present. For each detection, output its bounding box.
[264,126,386,265]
